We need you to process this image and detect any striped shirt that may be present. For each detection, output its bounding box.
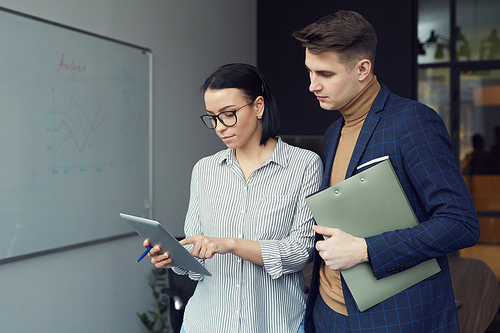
[173,137,323,333]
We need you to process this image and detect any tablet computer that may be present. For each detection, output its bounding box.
[120,213,211,276]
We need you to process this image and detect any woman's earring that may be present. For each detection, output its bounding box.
[257,114,262,119]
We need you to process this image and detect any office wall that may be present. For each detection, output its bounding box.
[0,1,256,332]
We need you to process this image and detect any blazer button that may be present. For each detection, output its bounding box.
[387,264,405,275]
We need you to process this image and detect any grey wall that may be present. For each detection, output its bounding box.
[0,0,256,332]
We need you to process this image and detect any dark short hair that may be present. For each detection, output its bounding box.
[292,10,377,70]
[202,63,279,146]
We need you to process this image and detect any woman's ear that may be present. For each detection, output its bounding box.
[254,96,265,118]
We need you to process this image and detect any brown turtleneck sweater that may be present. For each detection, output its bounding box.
[318,75,381,316]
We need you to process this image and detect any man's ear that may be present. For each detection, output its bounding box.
[357,59,372,82]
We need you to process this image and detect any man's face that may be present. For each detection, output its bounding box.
[305,48,363,111]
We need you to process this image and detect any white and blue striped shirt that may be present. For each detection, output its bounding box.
[173,137,323,333]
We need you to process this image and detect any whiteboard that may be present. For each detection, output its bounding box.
[0,8,152,261]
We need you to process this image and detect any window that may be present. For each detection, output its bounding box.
[418,0,500,282]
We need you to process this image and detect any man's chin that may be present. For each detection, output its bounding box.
[318,101,338,111]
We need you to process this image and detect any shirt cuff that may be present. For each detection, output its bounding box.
[260,240,283,279]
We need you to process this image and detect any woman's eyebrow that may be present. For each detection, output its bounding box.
[205,104,237,114]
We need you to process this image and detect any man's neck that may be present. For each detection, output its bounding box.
[339,75,379,122]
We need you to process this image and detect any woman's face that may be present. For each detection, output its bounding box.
[203,88,263,151]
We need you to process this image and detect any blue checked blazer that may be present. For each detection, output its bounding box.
[304,84,480,332]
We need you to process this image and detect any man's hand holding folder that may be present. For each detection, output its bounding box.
[313,225,369,271]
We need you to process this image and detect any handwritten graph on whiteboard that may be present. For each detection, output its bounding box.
[48,89,113,173]
[0,8,152,261]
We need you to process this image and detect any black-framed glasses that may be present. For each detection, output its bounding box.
[200,101,254,129]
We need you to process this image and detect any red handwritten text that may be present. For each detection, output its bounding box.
[56,54,86,82]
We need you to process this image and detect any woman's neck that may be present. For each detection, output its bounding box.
[235,138,277,181]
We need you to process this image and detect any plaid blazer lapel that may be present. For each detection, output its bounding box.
[321,120,343,189]
[345,85,389,178]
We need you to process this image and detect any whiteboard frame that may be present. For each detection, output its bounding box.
[0,6,153,264]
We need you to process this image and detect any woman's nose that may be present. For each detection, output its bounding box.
[215,121,228,133]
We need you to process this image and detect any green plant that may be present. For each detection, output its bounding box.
[137,268,171,333]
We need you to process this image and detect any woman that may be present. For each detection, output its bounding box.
[146,63,322,333]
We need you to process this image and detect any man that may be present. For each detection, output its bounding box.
[293,10,480,333]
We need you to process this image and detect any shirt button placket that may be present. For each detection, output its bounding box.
[236,184,249,331]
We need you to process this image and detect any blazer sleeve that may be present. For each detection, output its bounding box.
[366,102,480,280]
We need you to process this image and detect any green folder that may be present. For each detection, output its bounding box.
[306,158,441,312]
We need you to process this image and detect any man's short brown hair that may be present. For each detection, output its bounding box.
[292,10,377,71]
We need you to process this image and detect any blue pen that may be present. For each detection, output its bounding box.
[137,246,152,263]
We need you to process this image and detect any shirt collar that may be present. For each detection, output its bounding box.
[218,137,289,169]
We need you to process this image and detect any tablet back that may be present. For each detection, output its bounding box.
[120,213,211,276]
